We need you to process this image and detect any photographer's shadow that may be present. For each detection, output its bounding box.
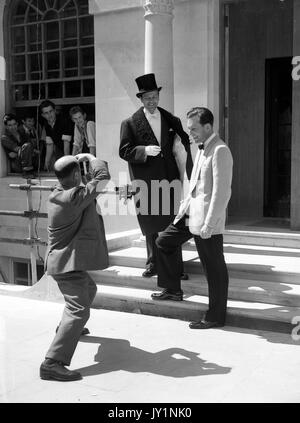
[77,336,231,378]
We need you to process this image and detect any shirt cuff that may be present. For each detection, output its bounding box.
[45,136,53,145]
[62,135,72,142]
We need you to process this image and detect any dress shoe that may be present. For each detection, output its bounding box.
[142,268,157,277]
[55,326,90,336]
[151,289,183,301]
[40,360,82,381]
[143,269,188,279]
[189,319,224,329]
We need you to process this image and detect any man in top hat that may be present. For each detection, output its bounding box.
[119,73,193,278]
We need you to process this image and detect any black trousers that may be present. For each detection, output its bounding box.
[145,232,184,274]
[156,216,229,324]
[145,233,158,270]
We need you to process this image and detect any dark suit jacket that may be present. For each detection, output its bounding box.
[45,159,110,275]
[1,129,33,172]
[119,107,192,235]
[1,128,28,152]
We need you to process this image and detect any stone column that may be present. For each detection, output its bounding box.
[143,0,175,112]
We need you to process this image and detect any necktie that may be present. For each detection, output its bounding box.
[198,143,204,150]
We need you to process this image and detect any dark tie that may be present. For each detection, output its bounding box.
[198,143,204,150]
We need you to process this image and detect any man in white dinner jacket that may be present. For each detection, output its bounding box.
[151,107,233,329]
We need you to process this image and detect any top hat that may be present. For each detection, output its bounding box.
[135,73,162,98]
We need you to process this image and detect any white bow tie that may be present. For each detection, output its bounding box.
[148,111,159,119]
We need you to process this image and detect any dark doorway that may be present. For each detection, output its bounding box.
[264,57,292,218]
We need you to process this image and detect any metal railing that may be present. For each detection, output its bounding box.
[0,180,135,285]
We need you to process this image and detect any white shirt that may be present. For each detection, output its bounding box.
[73,121,96,151]
[192,132,216,183]
[203,132,216,149]
[143,107,161,145]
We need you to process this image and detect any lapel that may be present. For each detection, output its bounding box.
[160,112,169,149]
[5,129,19,145]
[189,135,219,194]
[132,107,159,146]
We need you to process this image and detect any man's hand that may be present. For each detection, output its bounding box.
[199,224,213,239]
[75,153,96,162]
[145,145,161,156]
[8,152,17,159]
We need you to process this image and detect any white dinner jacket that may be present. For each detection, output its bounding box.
[174,134,233,236]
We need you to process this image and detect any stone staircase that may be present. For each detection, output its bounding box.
[88,229,300,333]
[1,227,300,334]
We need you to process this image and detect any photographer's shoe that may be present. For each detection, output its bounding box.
[40,359,82,381]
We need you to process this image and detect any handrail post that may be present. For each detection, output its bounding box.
[26,179,37,285]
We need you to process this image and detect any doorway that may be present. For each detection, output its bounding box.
[264,57,292,218]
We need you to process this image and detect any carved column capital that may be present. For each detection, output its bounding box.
[143,0,174,17]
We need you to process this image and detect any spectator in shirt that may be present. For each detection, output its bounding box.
[40,100,73,171]
[1,113,35,178]
[19,112,45,170]
[69,106,96,156]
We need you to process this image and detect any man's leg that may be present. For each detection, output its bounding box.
[20,142,34,171]
[193,235,229,325]
[153,216,192,297]
[63,272,97,336]
[80,272,97,335]
[143,232,158,277]
[87,272,98,305]
[45,271,96,366]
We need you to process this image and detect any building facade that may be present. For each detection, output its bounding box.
[88,0,300,228]
[1,0,300,284]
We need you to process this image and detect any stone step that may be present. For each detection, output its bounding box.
[225,229,300,249]
[0,227,141,254]
[133,229,300,249]
[91,284,299,334]
[1,275,299,334]
[109,246,300,284]
[89,266,300,307]
[133,237,300,256]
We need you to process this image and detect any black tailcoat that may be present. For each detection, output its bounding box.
[119,107,192,235]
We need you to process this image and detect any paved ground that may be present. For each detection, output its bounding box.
[0,294,300,404]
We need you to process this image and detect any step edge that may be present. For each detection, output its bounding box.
[93,290,299,324]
